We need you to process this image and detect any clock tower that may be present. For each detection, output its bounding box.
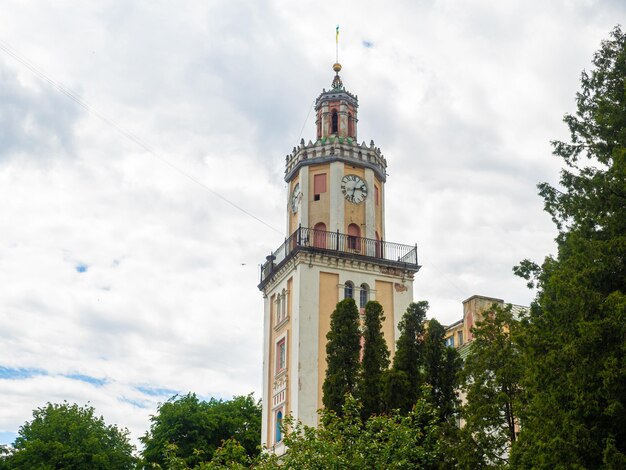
[259,62,420,453]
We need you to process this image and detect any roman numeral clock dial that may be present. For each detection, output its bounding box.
[341,174,368,204]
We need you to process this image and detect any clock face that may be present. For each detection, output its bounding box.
[290,182,301,213]
[341,174,368,204]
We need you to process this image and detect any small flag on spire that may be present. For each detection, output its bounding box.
[336,25,339,44]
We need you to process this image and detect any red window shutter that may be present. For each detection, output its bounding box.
[314,174,327,194]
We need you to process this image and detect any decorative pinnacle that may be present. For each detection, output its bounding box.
[331,62,344,90]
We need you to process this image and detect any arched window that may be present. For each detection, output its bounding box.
[344,281,354,299]
[317,119,322,138]
[360,283,369,308]
[314,222,326,248]
[276,295,281,324]
[348,112,354,137]
[348,223,360,251]
[331,109,338,134]
[275,411,283,443]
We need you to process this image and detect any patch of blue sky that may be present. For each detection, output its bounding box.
[362,40,374,48]
[0,431,17,446]
[75,263,88,273]
[119,397,149,409]
[0,366,46,380]
[65,373,107,387]
[136,386,178,397]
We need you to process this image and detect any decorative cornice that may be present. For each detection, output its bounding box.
[260,250,418,293]
[284,138,387,182]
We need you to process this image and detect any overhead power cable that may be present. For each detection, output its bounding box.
[0,39,283,235]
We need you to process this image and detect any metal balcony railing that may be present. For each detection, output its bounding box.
[259,226,419,286]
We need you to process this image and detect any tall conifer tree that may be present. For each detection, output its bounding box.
[383,301,428,413]
[511,26,626,468]
[359,301,390,419]
[423,319,461,422]
[323,298,362,414]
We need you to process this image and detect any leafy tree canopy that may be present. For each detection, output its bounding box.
[256,394,445,470]
[140,393,261,469]
[460,304,523,468]
[3,402,136,470]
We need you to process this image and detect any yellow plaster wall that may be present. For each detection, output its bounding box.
[375,280,396,361]
[317,272,339,411]
[374,177,384,238]
[289,177,299,235]
[266,280,293,445]
[343,166,366,232]
[308,164,331,229]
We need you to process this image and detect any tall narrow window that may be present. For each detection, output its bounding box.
[275,295,281,324]
[331,110,338,134]
[348,112,354,137]
[344,281,354,299]
[277,289,286,322]
[275,411,283,443]
[313,222,326,248]
[348,223,360,251]
[359,284,369,308]
[375,186,380,206]
[276,338,286,373]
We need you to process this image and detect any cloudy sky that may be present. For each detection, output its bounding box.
[0,0,623,448]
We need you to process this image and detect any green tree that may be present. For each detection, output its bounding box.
[359,300,390,419]
[423,318,462,422]
[140,393,261,469]
[4,402,136,470]
[383,301,428,413]
[322,298,361,414]
[511,26,626,468]
[460,304,523,468]
[255,394,445,470]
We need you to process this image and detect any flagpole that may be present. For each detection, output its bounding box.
[335,25,339,64]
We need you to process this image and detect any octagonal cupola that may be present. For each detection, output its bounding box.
[315,63,359,141]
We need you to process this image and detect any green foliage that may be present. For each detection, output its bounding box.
[511,26,626,468]
[423,319,462,422]
[140,393,261,469]
[256,394,445,470]
[460,304,523,468]
[359,300,390,419]
[322,298,362,414]
[384,301,428,412]
[4,402,136,470]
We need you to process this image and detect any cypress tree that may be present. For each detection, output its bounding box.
[359,301,390,419]
[383,301,428,413]
[322,298,362,414]
[423,318,461,422]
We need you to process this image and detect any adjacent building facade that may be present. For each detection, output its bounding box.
[443,294,528,359]
[258,63,421,452]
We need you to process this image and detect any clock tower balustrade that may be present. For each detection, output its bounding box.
[259,226,419,289]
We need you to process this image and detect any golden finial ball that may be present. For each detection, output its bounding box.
[333,62,342,72]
